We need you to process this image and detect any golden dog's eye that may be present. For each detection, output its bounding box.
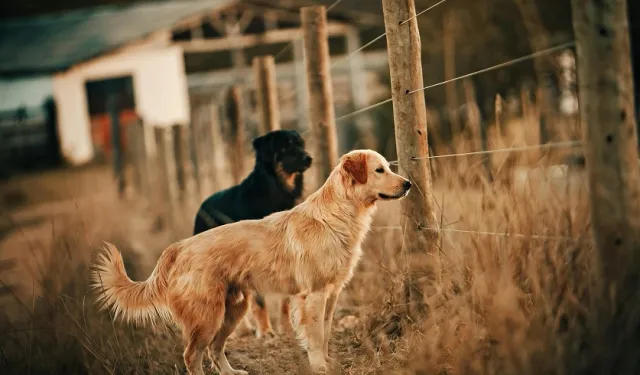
[375,167,384,174]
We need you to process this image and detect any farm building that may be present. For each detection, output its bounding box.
[0,0,390,173]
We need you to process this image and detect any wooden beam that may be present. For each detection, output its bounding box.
[264,11,278,31]
[176,23,350,53]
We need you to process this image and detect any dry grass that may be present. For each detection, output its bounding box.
[1,121,639,374]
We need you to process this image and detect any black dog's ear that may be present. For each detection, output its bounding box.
[252,134,273,161]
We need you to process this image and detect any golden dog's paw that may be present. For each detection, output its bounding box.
[324,356,339,369]
[309,357,329,374]
[255,329,277,339]
[220,370,248,375]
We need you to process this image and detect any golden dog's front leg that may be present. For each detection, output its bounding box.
[291,292,328,373]
[323,287,341,366]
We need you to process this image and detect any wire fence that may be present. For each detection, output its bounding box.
[198,0,584,241]
[372,226,578,242]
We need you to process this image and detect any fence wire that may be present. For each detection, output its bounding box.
[336,41,576,123]
[372,226,578,242]
[387,140,583,165]
[331,0,449,69]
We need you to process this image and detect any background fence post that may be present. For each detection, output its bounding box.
[571,0,640,305]
[172,124,188,201]
[253,55,281,135]
[301,5,339,187]
[226,86,246,185]
[125,117,142,196]
[382,0,441,317]
[209,102,225,192]
[154,127,178,229]
[107,94,125,199]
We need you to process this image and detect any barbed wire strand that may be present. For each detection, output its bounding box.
[387,140,583,165]
[336,98,393,122]
[273,0,350,62]
[372,226,576,241]
[331,0,448,69]
[400,0,448,25]
[407,41,576,95]
[334,41,575,122]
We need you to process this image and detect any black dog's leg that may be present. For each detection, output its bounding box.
[252,292,275,338]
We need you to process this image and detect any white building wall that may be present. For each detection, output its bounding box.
[52,45,189,165]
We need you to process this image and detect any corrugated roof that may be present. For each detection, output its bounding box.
[0,0,231,75]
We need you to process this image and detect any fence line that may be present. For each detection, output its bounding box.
[407,41,576,95]
[372,226,577,241]
[335,41,576,123]
[387,140,583,165]
[331,0,448,69]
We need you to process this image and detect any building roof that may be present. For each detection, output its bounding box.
[0,0,231,75]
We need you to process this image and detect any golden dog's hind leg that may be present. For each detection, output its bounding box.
[182,318,221,375]
[209,287,250,375]
[252,292,276,338]
[291,292,328,373]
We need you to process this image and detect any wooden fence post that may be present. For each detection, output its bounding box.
[172,124,188,201]
[571,0,640,304]
[209,102,225,192]
[125,118,140,194]
[301,6,339,186]
[345,26,376,151]
[253,55,281,134]
[382,0,441,316]
[107,94,125,199]
[226,86,246,185]
[463,79,492,183]
[154,127,179,228]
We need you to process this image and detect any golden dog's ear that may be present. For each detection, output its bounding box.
[343,153,368,184]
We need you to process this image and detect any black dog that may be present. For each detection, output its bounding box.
[193,129,312,337]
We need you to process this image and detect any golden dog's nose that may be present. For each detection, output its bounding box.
[403,180,412,190]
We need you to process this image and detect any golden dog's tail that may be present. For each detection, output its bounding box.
[91,242,177,326]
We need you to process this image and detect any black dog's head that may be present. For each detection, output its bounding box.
[252,130,312,174]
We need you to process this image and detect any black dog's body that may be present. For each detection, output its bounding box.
[193,166,303,234]
[193,129,311,337]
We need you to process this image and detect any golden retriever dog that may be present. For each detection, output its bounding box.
[92,149,411,375]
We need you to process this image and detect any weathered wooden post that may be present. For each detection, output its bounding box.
[189,107,203,198]
[253,55,281,134]
[463,79,492,183]
[301,6,339,187]
[172,124,188,201]
[571,0,640,310]
[382,0,441,316]
[125,116,143,195]
[345,26,376,151]
[154,127,179,227]
[209,102,225,192]
[226,86,246,185]
[107,94,125,199]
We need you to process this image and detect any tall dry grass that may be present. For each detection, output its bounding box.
[2,116,639,375]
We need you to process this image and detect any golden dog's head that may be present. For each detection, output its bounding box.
[338,150,411,203]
